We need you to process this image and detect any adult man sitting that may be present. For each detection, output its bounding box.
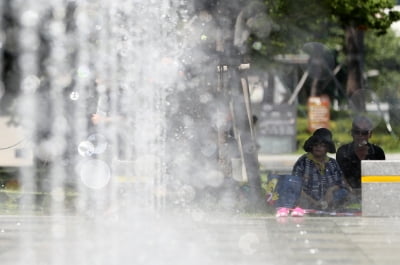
[336,115,385,201]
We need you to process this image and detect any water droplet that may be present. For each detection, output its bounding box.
[252,41,262,50]
[200,140,217,157]
[77,141,95,157]
[199,92,212,103]
[177,185,196,202]
[200,34,208,41]
[87,133,108,154]
[79,159,111,189]
[238,232,259,255]
[70,91,79,100]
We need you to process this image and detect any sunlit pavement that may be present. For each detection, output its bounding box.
[0,213,400,265]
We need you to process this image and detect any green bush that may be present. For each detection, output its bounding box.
[296,109,400,153]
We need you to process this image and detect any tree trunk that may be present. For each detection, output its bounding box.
[310,78,318,97]
[345,24,365,110]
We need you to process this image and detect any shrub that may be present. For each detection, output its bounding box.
[296,112,400,153]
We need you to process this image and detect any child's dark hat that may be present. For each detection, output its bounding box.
[303,127,336,153]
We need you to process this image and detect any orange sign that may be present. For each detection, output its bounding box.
[307,95,330,132]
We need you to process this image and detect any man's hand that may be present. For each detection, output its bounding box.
[354,143,369,160]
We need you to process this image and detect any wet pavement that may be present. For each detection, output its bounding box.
[1,213,400,265]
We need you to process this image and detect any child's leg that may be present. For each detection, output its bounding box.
[275,175,302,209]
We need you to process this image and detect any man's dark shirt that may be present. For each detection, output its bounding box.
[336,143,385,189]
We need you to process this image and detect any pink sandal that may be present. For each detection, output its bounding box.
[276,207,290,217]
[291,207,305,217]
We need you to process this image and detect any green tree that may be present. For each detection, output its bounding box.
[364,28,400,132]
[247,0,400,104]
[246,0,337,63]
[327,0,400,110]
[365,29,400,99]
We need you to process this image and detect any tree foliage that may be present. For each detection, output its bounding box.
[248,0,336,58]
[365,29,400,99]
[246,0,400,100]
[325,0,400,98]
[328,0,400,34]
[247,0,400,55]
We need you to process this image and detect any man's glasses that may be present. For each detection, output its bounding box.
[352,129,370,136]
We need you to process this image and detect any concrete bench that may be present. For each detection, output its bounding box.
[362,160,400,217]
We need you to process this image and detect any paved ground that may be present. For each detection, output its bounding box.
[1,154,399,264]
[1,212,400,265]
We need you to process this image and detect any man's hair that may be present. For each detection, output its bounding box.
[352,115,373,131]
